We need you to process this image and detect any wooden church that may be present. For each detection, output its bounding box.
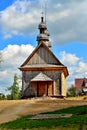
[19,16,69,98]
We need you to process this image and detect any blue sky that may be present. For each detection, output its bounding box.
[0,0,87,94]
[0,0,15,11]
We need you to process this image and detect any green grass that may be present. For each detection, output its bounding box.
[44,105,87,114]
[0,105,87,130]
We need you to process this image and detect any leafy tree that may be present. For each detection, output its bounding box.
[67,84,76,97]
[6,74,20,100]
[0,93,5,100]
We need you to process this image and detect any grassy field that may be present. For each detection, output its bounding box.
[0,105,87,130]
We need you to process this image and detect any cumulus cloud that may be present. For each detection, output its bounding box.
[0,0,87,44]
[76,62,87,74]
[0,0,40,38]
[2,44,34,68]
[60,51,80,65]
[59,51,87,87]
[46,0,87,44]
[0,44,34,94]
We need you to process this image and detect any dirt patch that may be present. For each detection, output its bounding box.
[0,97,87,124]
[31,114,73,119]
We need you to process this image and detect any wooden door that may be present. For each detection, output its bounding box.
[38,82,46,96]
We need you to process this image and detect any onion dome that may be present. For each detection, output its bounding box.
[37,15,51,49]
[37,34,49,41]
[38,17,47,29]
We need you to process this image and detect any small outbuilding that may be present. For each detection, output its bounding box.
[75,78,87,95]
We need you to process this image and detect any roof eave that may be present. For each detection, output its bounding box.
[19,66,69,77]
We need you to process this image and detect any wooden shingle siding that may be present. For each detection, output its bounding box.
[22,71,62,97]
[27,45,58,65]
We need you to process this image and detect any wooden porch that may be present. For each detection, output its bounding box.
[31,72,54,97]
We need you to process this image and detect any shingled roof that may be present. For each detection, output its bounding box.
[75,78,87,90]
[31,72,53,82]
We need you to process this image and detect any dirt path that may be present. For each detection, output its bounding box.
[0,97,87,124]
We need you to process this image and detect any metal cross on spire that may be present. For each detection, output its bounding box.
[41,0,47,24]
[41,12,44,17]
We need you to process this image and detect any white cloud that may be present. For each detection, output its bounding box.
[0,0,87,44]
[60,51,80,65]
[76,62,87,74]
[0,0,40,37]
[47,0,87,44]
[2,44,34,62]
[59,51,87,87]
[0,44,34,94]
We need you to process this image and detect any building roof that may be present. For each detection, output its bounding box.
[19,42,69,77]
[75,78,87,90]
[20,42,64,67]
[31,72,53,82]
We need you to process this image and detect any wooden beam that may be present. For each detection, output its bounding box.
[52,82,54,96]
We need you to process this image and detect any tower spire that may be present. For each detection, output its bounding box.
[36,13,51,49]
[41,12,44,22]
